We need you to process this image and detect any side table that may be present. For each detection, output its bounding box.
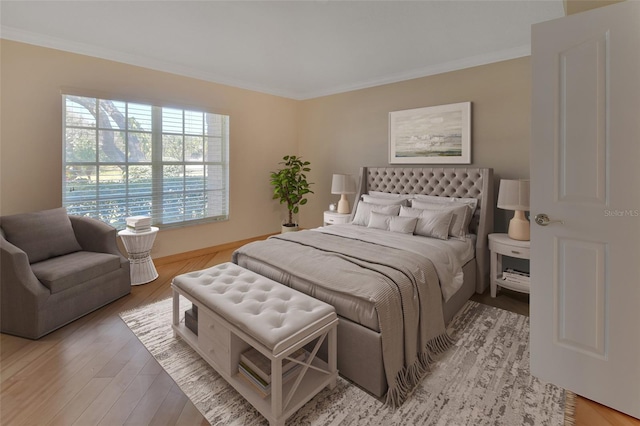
[488,233,530,297]
[118,227,159,285]
[323,211,351,226]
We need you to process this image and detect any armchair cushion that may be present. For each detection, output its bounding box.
[1,207,81,264]
[30,251,122,294]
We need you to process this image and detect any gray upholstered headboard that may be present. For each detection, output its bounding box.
[352,167,494,294]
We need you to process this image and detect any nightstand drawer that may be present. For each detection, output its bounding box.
[325,216,343,224]
[323,211,350,225]
[489,239,530,259]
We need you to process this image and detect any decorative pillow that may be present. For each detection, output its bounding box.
[409,200,471,240]
[352,202,401,226]
[361,194,410,206]
[412,194,479,216]
[1,207,82,263]
[399,206,453,240]
[367,212,418,234]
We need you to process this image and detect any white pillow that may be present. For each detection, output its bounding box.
[412,194,479,216]
[352,202,401,226]
[367,212,418,234]
[399,206,453,240]
[409,200,471,240]
[361,194,410,206]
[368,191,414,200]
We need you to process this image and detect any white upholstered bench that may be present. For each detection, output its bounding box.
[171,262,338,426]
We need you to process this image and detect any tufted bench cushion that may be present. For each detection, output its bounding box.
[172,262,337,354]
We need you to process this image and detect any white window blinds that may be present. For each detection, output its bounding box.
[62,95,229,229]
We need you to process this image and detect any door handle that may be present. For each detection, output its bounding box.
[534,213,564,226]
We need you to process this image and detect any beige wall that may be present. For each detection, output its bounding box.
[0,40,298,258]
[1,40,532,257]
[564,0,624,15]
[298,57,532,230]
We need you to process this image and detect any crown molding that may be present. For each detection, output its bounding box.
[297,45,531,100]
[0,26,296,99]
[1,25,530,101]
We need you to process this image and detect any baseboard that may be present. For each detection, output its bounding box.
[153,233,277,266]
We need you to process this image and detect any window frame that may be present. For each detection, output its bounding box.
[62,93,230,230]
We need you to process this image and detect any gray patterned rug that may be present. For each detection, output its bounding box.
[120,299,567,425]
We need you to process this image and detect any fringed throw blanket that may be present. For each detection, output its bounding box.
[232,230,453,407]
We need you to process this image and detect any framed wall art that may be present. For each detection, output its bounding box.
[389,101,471,164]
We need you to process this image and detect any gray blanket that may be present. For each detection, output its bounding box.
[232,230,453,407]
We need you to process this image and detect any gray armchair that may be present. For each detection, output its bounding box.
[1,208,131,339]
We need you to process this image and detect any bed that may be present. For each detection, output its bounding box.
[232,166,494,405]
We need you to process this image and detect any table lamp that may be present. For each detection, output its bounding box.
[331,174,356,214]
[497,179,530,241]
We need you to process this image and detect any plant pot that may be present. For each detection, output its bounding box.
[281,223,299,233]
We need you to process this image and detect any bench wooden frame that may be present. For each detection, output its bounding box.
[171,285,338,426]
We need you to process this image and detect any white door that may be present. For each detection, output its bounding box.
[530,1,640,419]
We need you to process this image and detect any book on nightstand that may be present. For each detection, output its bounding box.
[502,268,530,285]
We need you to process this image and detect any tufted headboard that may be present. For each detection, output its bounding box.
[351,167,494,293]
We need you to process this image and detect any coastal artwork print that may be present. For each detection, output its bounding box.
[389,102,471,164]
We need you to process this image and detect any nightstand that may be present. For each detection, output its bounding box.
[488,233,530,297]
[323,211,351,226]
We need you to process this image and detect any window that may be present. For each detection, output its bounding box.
[63,95,229,229]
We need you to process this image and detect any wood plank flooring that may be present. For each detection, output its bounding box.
[1,240,638,425]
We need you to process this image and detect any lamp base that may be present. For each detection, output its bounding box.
[337,194,350,214]
[508,210,530,241]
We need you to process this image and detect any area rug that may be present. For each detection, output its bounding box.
[120,299,568,425]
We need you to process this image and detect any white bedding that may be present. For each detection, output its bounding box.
[313,223,475,301]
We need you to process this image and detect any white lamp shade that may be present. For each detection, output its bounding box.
[331,174,355,214]
[331,174,356,195]
[497,179,530,241]
[497,179,530,211]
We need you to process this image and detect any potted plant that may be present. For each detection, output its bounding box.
[270,155,314,232]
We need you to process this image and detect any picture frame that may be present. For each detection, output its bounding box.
[389,102,471,164]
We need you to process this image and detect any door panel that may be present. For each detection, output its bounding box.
[559,32,608,204]
[531,1,640,419]
[556,237,607,357]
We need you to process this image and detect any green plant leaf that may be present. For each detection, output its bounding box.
[269,155,314,220]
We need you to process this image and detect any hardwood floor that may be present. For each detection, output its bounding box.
[0,249,224,426]
[1,240,638,425]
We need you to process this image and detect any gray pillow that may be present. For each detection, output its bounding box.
[352,202,401,226]
[412,194,479,216]
[409,200,471,240]
[399,206,453,240]
[1,207,82,263]
[361,194,410,207]
[367,212,418,234]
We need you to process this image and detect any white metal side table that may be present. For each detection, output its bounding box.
[118,227,159,285]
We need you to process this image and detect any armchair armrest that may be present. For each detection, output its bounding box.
[69,216,126,260]
[0,236,49,306]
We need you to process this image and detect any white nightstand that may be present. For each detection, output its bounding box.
[323,211,351,226]
[488,233,530,297]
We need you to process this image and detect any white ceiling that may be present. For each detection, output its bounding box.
[0,1,565,100]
